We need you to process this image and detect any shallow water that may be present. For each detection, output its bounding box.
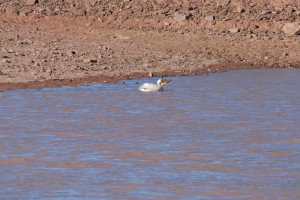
[1,68,300,199]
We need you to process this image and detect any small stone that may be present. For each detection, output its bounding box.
[236,6,245,13]
[228,28,239,33]
[275,7,283,12]
[282,23,300,36]
[2,59,11,63]
[90,59,97,63]
[86,22,92,27]
[19,11,28,16]
[205,16,215,22]
[163,21,170,26]
[5,6,18,15]
[83,58,91,63]
[97,18,103,23]
[217,0,231,7]
[26,0,37,6]
[149,72,153,77]
[83,58,97,63]
[7,49,15,53]
[45,69,52,74]
[174,12,187,22]
[102,46,111,50]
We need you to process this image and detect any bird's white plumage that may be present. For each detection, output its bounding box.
[138,78,171,92]
[139,83,162,92]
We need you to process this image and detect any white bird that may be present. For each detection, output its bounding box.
[138,78,171,92]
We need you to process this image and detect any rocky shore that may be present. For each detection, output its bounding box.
[0,0,299,90]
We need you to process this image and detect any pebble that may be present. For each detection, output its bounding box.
[19,11,28,17]
[174,13,187,22]
[7,49,15,53]
[26,0,37,6]
[282,23,300,36]
[83,58,97,63]
[217,0,231,7]
[205,16,215,22]
[2,59,11,63]
[5,6,18,15]
[90,59,97,63]
[228,28,239,33]
[236,6,245,13]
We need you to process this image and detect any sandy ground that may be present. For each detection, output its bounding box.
[0,0,300,90]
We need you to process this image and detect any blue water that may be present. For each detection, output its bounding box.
[1,68,300,199]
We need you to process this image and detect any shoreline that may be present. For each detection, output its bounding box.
[0,64,294,91]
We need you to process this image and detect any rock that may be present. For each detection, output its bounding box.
[5,6,18,15]
[19,11,28,16]
[174,12,187,22]
[228,28,239,33]
[83,58,97,63]
[90,59,97,63]
[26,0,37,6]
[83,58,91,63]
[236,6,245,13]
[85,22,92,27]
[205,16,215,22]
[217,0,231,7]
[282,23,300,36]
[8,49,15,53]
[101,46,111,51]
[2,59,11,63]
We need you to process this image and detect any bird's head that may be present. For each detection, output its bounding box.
[157,78,171,86]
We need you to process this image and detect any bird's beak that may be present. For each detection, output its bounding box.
[161,79,171,86]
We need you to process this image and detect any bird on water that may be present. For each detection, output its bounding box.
[138,78,171,92]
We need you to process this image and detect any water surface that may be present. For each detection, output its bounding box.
[1,69,300,199]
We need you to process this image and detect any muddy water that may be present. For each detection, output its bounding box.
[1,69,300,199]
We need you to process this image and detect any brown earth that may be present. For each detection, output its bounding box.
[0,0,300,90]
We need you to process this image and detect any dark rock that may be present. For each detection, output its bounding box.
[236,6,245,13]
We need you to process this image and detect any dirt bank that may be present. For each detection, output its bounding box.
[0,0,300,90]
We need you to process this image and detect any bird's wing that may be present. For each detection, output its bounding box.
[139,83,161,91]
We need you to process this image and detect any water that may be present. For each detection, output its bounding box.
[1,68,300,199]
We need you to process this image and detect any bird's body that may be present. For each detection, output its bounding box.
[138,78,171,92]
[139,83,163,92]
